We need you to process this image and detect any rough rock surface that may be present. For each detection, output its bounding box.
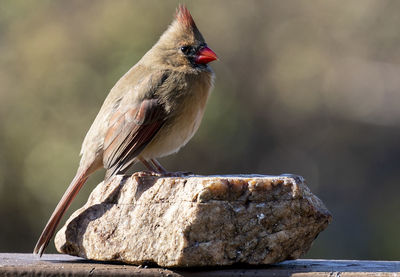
[55,174,332,267]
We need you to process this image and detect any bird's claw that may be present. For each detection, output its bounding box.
[133,171,194,178]
[160,171,194,177]
[133,171,160,177]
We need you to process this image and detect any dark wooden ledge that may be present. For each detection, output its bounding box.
[1,253,399,276]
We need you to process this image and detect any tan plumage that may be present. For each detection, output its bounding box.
[33,5,217,256]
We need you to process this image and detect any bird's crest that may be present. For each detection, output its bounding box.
[175,4,197,29]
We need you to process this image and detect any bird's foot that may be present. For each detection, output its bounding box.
[133,171,160,177]
[133,170,193,178]
[159,171,194,177]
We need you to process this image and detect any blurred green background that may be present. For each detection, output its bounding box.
[1,0,399,259]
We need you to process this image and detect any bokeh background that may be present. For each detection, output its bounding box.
[1,0,399,260]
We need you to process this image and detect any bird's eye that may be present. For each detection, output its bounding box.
[180,46,191,55]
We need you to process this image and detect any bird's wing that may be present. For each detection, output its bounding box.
[103,74,169,177]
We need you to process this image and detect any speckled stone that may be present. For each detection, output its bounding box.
[55,174,331,267]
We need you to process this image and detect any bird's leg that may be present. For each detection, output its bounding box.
[150,158,168,174]
[151,158,193,177]
[134,158,160,177]
[139,158,158,172]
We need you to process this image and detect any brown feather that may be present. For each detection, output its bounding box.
[175,5,197,29]
[103,99,166,175]
[33,170,89,256]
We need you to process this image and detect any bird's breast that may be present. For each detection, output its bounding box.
[139,72,213,159]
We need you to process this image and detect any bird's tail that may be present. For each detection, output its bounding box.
[33,169,89,257]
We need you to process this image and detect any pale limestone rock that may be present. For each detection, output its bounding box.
[55,174,331,267]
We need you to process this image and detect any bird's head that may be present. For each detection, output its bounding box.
[147,5,218,70]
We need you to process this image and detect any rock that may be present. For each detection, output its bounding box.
[55,174,332,267]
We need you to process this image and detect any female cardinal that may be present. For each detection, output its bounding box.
[33,5,217,256]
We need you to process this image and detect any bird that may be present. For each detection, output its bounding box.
[33,5,217,257]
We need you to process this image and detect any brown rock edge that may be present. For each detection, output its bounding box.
[55,174,332,267]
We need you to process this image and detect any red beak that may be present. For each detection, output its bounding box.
[195,46,218,64]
